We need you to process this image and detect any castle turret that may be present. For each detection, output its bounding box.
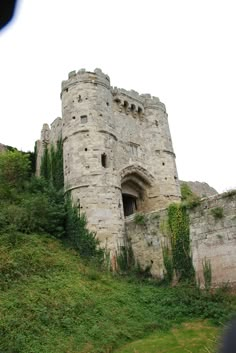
[142,96,181,208]
[61,69,124,250]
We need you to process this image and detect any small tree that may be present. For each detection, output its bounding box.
[40,145,51,181]
[0,150,30,190]
[65,195,103,260]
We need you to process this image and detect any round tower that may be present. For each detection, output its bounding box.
[61,69,124,251]
[142,95,181,209]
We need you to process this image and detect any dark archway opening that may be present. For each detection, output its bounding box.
[122,193,137,217]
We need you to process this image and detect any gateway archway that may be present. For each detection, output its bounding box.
[120,165,154,217]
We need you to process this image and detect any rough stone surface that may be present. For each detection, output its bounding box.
[36,69,180,252]
[125,191,236,286]
[125,209,168,278]
[180,180,218,198]
[189,191,236,287]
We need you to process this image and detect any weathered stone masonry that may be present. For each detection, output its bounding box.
[190,192,236,287]
[36,68,180,252]
[36,68,236,285]
[125,192,236,286]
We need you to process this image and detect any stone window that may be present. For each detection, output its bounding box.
[122,194,137,217]
[124,101,129,113]
[80,115,88,123]
[131,104,136,111]
[101,153,107,168]
[138,107,142,115]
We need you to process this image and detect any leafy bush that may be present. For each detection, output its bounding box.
[134,213,146,225]
[65,196,103,260]
[202,258,212,291]
[116,243,135,273]
[210,207,224,219]
[181,183,201,209]
[0,150,31,192]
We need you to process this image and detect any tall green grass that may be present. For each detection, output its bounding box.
[0,233,235,353]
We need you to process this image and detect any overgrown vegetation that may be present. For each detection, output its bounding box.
[116,242,135,273]
[0,233,235,353]
[223,188,236,198]
[40,139,64,191]
[0,144,102,260]
[181,183,201,209]
[167,203,195,281]
[0,147,235,352]
[162,245,174,282]
[161,185,202,283]
[210,207,224,220]
[202,258,212,291]
[134,212,147,225]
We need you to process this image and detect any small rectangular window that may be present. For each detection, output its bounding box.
[101,153,107,168]
[80,115,88,123]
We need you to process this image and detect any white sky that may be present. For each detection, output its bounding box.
[0,0,235,193]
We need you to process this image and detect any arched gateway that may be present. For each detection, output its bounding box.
[120,165,154,217]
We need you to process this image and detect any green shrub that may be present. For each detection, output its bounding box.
[202,258,212,291]
[162,245,174,282]
[116,242,135,273]
[210,207,224,219]
[181,183,201,209]
[134,213,146,225]
[167,203,195,281]
[65,195,103,260]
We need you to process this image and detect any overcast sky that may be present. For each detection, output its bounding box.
[0,0,235,193]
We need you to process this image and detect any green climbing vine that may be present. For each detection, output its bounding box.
[40,138,64,190]
[166,203,195,281]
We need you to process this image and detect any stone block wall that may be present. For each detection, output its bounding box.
[190,191,236,287]
[125,209,168,278]
[125,191,236,287]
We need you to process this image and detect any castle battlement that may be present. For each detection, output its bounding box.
[61,68,110,94]
[61,69,166,113]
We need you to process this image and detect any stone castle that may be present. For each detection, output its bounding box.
[36,68,180,251]
[36,68,236,286]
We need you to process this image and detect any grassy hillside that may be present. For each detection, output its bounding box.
[0,233,235,353]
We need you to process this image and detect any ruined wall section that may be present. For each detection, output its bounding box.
[50,117,62,146]
[125,192,236,286]
[190,192,236,287]
[35,123,50,176]
[125,210,168,278]
[35,118,62,177]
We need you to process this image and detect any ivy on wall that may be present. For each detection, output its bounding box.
[167,203,195,281]
[40,138,64,190]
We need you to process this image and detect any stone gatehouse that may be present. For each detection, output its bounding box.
[36,68,180,251]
